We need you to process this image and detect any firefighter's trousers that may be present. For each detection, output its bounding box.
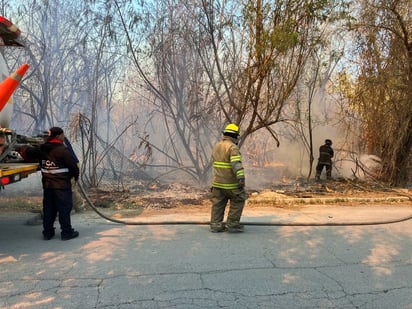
[210,187,246,229]
[316,162,332,179]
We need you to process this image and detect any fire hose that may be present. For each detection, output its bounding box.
[77,183,412,227]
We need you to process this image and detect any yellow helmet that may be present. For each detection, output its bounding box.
[223,123,240,136]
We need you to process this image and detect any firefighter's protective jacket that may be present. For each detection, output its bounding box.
[212,136,245,189]
[318,144,334,165]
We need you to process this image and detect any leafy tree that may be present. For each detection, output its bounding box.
[114,0,340,183]
[207,0,337,146]
[343,0,411,185]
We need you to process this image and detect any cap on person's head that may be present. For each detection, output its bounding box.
[48,127,64,138]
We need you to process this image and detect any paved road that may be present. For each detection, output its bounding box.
[1,205,412,309]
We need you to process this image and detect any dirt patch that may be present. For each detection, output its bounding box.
[78,178,412,219]
[1,178,411,215]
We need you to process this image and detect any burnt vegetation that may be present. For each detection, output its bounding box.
[4,0,411,195]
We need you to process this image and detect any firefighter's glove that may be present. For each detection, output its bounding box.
[238,177,245,188]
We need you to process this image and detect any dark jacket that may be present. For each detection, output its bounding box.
[318,144,334,165]
[64,137,79,163]
[32,139,79,189]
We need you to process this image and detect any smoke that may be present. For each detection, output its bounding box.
[336,154,382,180]
[240,108,382,187]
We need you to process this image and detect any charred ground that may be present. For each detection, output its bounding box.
[1,177,411,214]
[81,177,412,212]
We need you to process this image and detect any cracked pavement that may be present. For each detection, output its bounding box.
[1,206,412,309]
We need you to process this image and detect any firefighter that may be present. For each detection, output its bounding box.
[315,139,334,180]
[210,123,247,233]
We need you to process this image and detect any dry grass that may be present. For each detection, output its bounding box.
[1,177,411,213]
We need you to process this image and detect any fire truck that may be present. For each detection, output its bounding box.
[0,16,41,188]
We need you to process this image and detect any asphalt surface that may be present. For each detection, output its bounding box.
[1,204,412,309]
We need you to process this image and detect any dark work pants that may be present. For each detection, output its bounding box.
[210,187,246,229]
[43,188,74,237]
[316,163,332,179]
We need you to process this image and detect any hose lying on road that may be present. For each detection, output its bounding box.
[78,183,412,227]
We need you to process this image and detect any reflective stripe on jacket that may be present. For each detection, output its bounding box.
[41,167,70,174]
[212,136,244,189]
